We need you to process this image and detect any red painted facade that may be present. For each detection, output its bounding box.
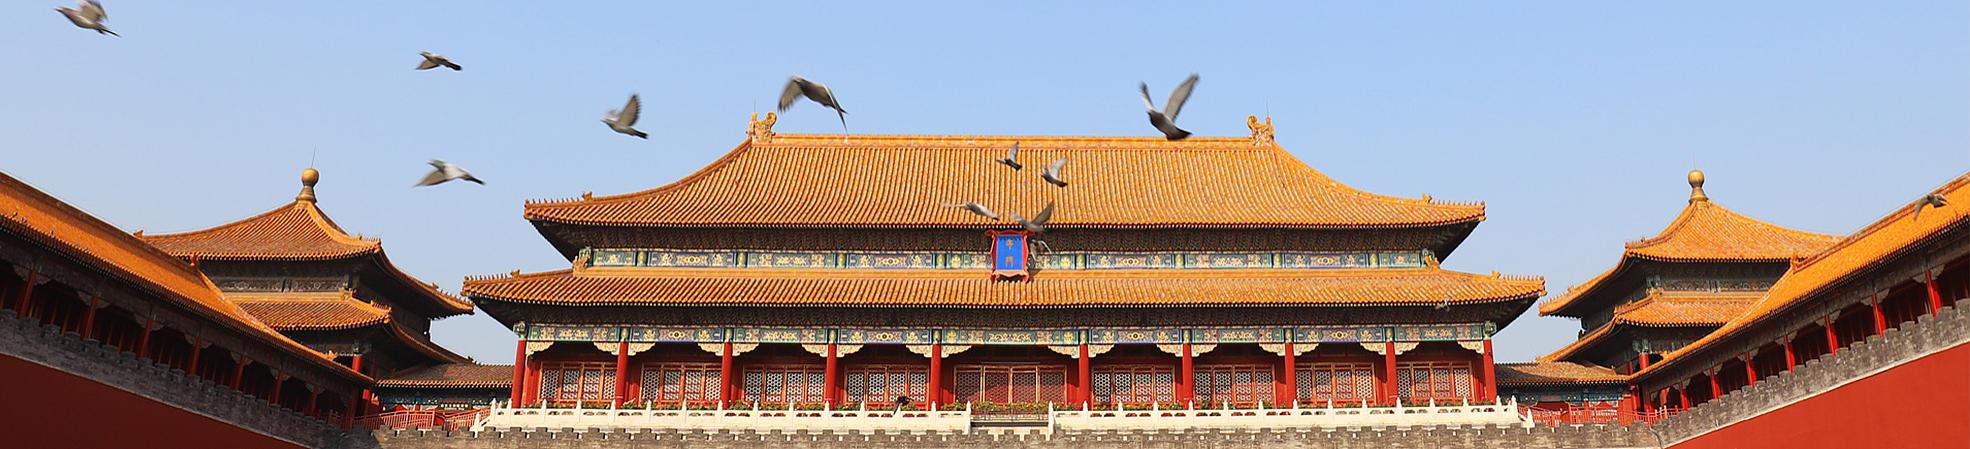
[1669,344,1970,449]
[0,355,306,449]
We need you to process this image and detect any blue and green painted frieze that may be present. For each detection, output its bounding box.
[586,248,1431,271]
[513,323,1495,345]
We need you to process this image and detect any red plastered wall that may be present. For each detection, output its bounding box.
[0,355,306,449]
[1670,343,1970,449]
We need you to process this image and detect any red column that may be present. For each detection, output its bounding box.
[1743,355,1757,386]
[1382,342,1398,405]
[927,344,943,408]
[1871,294,1887,333]
[231,358,248,390]
[1783,340,1797,372]
[1824,317,1840,355]
[186,339,202,378]
[1642,389,1654,415]
[510,340,526,405]
[1076,344,1091,406]
[79,297,99,340]
[269,375,285,406]
[1637,354,1653,415]
[135,318,154,359]
[348,355,365,420]
[823,343,838,405]
[1280,341,1297,406]
[1179,343,1195,403]
[11,271,35,318]
[719,342,734,405]
[304,389,319,418]
[613,341,629,407]
[1480,339,1497,401]
[1678,387,1689,410]
[1928,271,1945,315]
[1708,372,1722,401]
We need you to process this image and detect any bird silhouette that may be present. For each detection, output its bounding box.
[995,142,1023,171]
[1009,202,1056,233]
[56,1,116,36]
[943,202,1000,220]
[1914,193,1949,220]
[415,160,484,186]
[778,75,848,132]
[1040,158,1068,187]
[602,94,647,139]
[1139,74,1199,140]
[416,52,462,71]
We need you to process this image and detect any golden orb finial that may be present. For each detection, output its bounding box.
[297,168,320,202]
[1687,169,1707,203]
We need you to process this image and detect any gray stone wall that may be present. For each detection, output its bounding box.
[354,425,1656,449]
[0,313,345,448]
[1654,298,1970,444]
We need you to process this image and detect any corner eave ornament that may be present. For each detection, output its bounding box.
[988,230,1033,282]
[747,112,777,143]
[1247,115,1276,146]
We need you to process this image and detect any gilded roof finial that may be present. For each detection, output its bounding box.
[1687,169,1707,203]
[1247,115,1276,146]
[747,112,778,143]
[297,168,320,203]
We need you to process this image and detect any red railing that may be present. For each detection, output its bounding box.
[1522,405,1668,426]
[358,409,489,431]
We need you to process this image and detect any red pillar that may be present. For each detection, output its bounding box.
[1928,271,1945,315]
[186,339,202,378]
[1382,342,1398,405]
[1179,343,1195,403]
[1076,344,1091,406]
[1871,294,1887,333]
[823,343,838,405]
[304,389,319,418]
[1637,354,1653,416]
[927,344,943,408]
[613,341,629,408]
[231,358,247,390]
[1708,372,1722,401]
[1642,389,1654,416]
[135,318,154,359]
[510,340,526,405]
[1480,339,1497,401]
[1783,340,1797,372]
[1743,355,1757,386]
[79,297,99,340]
[269,375,285,406]
[348,355,365,421]
[1280,341,1297,406]
[1678,387,1689,410]
[1824,317,1840,355]
[11,271,35,318]
[719,342,734,405]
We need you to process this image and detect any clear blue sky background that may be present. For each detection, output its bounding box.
[3,2,1966,364]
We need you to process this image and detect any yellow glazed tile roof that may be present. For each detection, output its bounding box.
[1643,171,1970,377]
[0,172,366,381]
[464,266,1544,308]
[377,363,513,388]
[1495,361,1626,385]
[1537,292,1757,362]
[524,134,1486,229]
[223,291,392,331]
[1540,172,1838,316]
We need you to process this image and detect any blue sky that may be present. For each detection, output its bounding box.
[3,2,1966,363]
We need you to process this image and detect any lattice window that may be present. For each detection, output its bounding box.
[1092,365,1175,404]
[953,364,1066,404]
[640,363,720,404]
[537,361,617,403]
[1193,364,1272,405]
[1296,362,1375,403]
[844,365,928,405]
[743,365,827,404]
[1396,361,1472,402]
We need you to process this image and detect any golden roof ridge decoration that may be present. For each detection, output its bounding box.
[747,112,777,143]
[1246,115,1275,146]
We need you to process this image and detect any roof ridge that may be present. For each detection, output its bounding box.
[528,139,756,209]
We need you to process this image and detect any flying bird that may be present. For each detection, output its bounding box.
[777,75,848,131]
[1914,193,1949,219]
[1040,158,1068,187]
[943,202,1000,220]
[415,160,484,187]
[995,142,1023,171]
[56,0,116,36]
[1009,202,1056,233]
[602,94,647,139]
[415,52,462,71]
[1139,74,1200,140]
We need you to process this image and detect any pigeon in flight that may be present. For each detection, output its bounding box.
[415,52,462,71]
[415,160,484,187]
[1139,74,1199,140]
[943,202,1000,220]
[995,142,1023,171]
[56,1,116,37]
[1009,202,1056,233]
[778,75,848,131]
[1040,158,1068,187]
[1914,193,1949,219]
[602,94,647,139]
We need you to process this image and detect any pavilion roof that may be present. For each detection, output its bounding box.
[1539,171,1838,317]
[523,132,1486,231]
[0,172,366,382]
[140,169,473,316]
[226,291,391,331]
[463,266,1543,309]
[1641,171,1970,378]
[377,363,512,389]
[1536,291,1755,362]
[1495,361,1626,386]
